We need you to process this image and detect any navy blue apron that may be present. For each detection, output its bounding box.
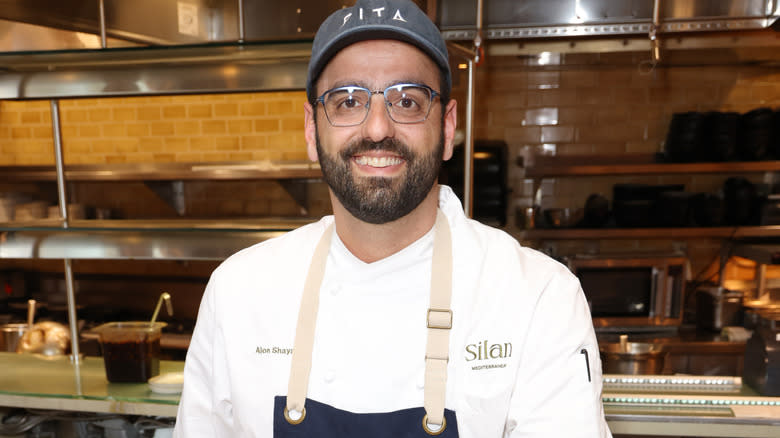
[273,397,458,437]
[274,211,458,437]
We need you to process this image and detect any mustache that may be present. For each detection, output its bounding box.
[339,138,413,162]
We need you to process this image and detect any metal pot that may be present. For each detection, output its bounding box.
[0,323,28,352]
[600,337,666,375]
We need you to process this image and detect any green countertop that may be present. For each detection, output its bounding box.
[1,352,780,436]
[0,352,182,417]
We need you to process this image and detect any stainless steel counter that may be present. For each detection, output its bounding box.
[603,374,780,437]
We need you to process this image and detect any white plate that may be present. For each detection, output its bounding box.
[149,372,184,394]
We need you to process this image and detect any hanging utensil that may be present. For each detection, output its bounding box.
[27,299,36,330]
[150,292,173,326]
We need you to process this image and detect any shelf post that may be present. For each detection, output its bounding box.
[51,99,81,363]
[755,263,768,301]
[463,58,475,218]
[98,0,107,49]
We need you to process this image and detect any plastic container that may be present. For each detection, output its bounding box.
[93,321,167,383]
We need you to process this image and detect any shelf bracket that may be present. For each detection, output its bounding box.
[278,180,309,216]
[145,180,186,216]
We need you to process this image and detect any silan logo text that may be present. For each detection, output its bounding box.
[464,340,512,362]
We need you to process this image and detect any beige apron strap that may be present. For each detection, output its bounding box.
[423,209,453,432]
[285,222,334,419]
[285,210,453,432]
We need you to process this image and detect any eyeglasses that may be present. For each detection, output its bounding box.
[315,83,440,127]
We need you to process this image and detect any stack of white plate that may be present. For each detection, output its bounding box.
[148,372,184,394]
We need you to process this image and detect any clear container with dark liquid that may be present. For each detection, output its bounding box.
[93,321,167,383]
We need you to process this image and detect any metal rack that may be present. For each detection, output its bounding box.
[520,153,780,241]
[0,40,319,361]
[522,154,780,179]
[0,2,485,369]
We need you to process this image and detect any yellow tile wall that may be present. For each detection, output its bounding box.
[449,43,780,280]
[0,92,309,165]
[0,91,326,220]
[453,51,780,213]
[2,45,779,276]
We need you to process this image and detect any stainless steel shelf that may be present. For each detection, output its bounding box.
[522,226,780,240]
[0,218,314,260]
[733,244,780,265]
[522,154,780,178]
[0,161,321,182]
[0,41,312,99]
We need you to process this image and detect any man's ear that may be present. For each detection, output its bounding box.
[304,102,318,162]
[442,99,458,161]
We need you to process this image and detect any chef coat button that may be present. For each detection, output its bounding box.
[328,285,340,296]
[416,375,425,390]
[324,370,336,383]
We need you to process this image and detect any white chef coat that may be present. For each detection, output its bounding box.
[174,185,612,437]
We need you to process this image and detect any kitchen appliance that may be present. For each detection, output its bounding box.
[612,183,687,228]
[695,286,744,331]
[690,192,725,227]
[739,107,774,161]
[582,193,610,228]
[567,254,689,332]
[664,111,707,163]
[743,301,780,330]
[439,0,780,39]
[723,177,761,226]
[0,323,27,352]
[742,309,780,396]
[600,334,666,375]
[761,194,780,225]
[440,140,508,227]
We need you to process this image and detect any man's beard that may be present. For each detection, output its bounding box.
[316,133,443,224]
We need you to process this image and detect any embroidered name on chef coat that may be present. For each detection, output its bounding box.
[256,346,294,355]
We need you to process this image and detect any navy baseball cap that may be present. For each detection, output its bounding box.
[306,0,451,103]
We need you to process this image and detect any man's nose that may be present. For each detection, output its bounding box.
[361,93,395,142]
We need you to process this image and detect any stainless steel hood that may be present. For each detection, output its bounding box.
[0,1,353,99]
[439,0,780,40]
[0,0,352,46]
[0,40,313,99]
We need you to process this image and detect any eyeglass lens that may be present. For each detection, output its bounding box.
[322,85,433,126]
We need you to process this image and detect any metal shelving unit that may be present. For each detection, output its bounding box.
[523,154,780,178]
[0,218,314,260]
[521,153,780,241]
[0,161,321,182]
[0,40,320,361]
[523,226,780,240]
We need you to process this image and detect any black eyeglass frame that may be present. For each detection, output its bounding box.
[314,83,440,127]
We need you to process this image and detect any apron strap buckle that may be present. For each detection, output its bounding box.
[427,308,452,329]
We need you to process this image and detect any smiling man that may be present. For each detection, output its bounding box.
[174,1,612,437]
